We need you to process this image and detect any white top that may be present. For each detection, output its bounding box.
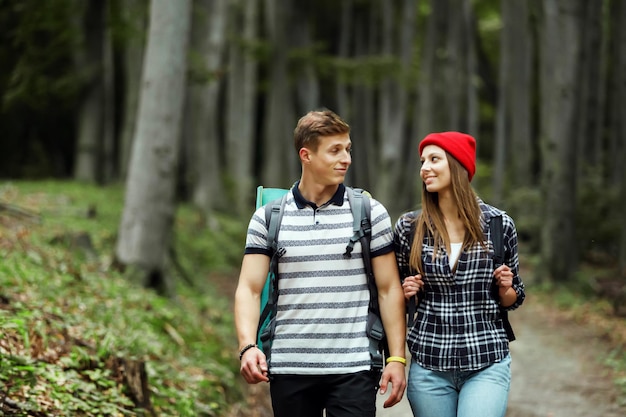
[449,242,463,267]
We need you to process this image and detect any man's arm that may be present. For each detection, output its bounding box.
[234,253,271,383]
[372,251,407,408]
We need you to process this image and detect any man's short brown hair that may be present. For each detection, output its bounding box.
[294,109,350,154]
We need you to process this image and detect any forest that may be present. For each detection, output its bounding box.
[2,0,626,286]
[1,0,626,414]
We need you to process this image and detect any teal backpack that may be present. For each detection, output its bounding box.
[254,185,388,371]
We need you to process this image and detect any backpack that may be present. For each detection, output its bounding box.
[404,211,515,341]
[255,185,388,371]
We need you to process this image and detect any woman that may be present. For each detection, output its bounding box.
[394,131,525,417]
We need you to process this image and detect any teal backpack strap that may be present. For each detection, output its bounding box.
[257,193,288,362]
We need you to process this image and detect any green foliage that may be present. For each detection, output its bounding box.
[0,0,84,111]
[502,186,543,253]
[576,168,621,264]
[0,181,247,416]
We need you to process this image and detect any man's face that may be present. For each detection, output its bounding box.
[304,133,352,186]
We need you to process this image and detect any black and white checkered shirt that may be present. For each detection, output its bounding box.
[393,200,525,372]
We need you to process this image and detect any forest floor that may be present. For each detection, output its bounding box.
[215,269,626,417]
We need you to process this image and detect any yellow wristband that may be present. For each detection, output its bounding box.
[385,356,407,366]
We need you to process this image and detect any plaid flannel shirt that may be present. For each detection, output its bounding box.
[393,199,525,371]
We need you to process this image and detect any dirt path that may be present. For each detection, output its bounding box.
[218,271,625,417]
[506,300,624,417]
[377,300,625,417]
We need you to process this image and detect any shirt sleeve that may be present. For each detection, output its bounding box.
[393,211,417,280]
[502,213,525,311]
[368,198,394,257]
[244,206,272,256]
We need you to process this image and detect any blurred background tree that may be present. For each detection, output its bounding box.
[1,0,625,288]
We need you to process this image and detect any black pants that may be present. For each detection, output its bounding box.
[269,371,380,417]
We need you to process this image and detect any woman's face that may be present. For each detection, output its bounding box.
[420,144,451,193]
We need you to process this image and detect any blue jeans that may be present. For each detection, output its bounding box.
[407,354,511,417]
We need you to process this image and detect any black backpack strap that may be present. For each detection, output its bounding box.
[489,214,516,342]
[405,210,421,329]
[257,193,288,362]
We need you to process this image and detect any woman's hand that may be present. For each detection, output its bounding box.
[494,264,517,307]
[402,274,424,299]
[493,264,513,289]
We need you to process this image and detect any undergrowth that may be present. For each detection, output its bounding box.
[0,181,248,416]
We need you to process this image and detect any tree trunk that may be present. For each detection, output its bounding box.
[463,1,479,137]
[576,0,606,177]
[118,0,147,181]
[508,0,534,189]
[186,0,227,215]
[348,4,378,191]
[261,0,296,188]
[101,0,116,183]
[375,0,416,217]
[538,0,584,282]
[335,0,353,123]
[226,0,259,213]
[74,0,106,183]
[612,0,626,273]
[493,0,513,205]
[115,0,192,295]
[292,3,320,117]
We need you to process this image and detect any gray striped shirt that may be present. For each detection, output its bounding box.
[245,185,393,375]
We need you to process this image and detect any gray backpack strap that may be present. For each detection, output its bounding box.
[344,187,386,371]
[344,187,368,258]
[265,193,288,254]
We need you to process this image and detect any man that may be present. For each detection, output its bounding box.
[234,109,406,417]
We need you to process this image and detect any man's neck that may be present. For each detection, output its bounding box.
[298,179,340,207]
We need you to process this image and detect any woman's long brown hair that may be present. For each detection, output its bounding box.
[409,153,484,274]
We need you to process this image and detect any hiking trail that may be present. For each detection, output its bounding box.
[216,271,625,417]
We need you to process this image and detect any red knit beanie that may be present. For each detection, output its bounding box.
[419,131,476,181]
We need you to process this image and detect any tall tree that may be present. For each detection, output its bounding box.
[612,0,626,274]
[494,0,534,202]
[185,0,227,215]
[538,0,585,282]
[346,3,378,191]
[335,0,353,123]
[261,0,297,188]
[576,0,606,174]
[225,0,259,213]
[292,3,320,117]
[375,0,416,216]
[118,0,147,180]
[115,0,192,295]
[73,0,107,183]
[508,0,534,189]
[100,0,116,183]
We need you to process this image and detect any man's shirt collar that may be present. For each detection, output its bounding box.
[292,181,345,209]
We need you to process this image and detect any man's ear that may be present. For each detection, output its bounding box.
[299,147,311,163]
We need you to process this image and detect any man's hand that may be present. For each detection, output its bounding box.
[378,362,406,408]
[239,346,270,384]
